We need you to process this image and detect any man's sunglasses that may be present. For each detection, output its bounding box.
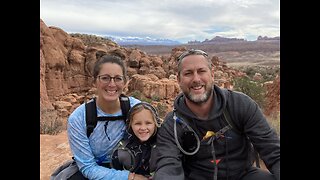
[177,49,208,61]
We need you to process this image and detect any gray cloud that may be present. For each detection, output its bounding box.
[40,0,280,43]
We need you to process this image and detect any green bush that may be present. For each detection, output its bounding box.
[156,103,168,120]
[141,97,152,103]
[151,95,160,102]
[237,65,280,82]
[232,76,266,109]
[130,90,142,99]
[130,90,153,103]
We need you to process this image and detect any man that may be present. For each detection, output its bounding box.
[152,49,280,180]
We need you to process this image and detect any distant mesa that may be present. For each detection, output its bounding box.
[101,35,280,46]
[257,36,280,41]
[188,36,280,45]
[70,32,279,46]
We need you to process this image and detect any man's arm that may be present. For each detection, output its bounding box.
[232,92,280,180]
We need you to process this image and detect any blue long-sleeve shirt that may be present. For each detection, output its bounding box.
[67,96,141,179]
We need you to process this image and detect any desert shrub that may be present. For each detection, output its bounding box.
[40,109,63,135]
[156,103,168,120]
[130,90,153,103]
[237,65,280,82]
[151,95,160,102]
[141,97,152,103]
[266,112,280,136]
[232,76,266,109]
[130,90,142,99]
[241,66,256,77]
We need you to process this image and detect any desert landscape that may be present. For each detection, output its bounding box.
[40,19,279,180]
[124,38,280,68]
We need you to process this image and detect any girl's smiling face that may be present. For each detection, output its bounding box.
[130,109,156,142]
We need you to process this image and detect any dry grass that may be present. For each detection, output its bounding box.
[40,108,64,135]
[266,112,280,136]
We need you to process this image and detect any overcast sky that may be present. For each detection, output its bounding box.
[40,0,280,43]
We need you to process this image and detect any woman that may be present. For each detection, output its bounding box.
[67,54,148,180]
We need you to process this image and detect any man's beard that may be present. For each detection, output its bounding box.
[184,85,213,104]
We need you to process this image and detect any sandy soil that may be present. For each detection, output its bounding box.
[40,130,72,180]
[40,131,268,180]
[211,51,280,67]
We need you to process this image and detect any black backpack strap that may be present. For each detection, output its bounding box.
[119,94,130,121]
[85,97,98,138]
[96,94,130,121]
[222,105,260,168]
[222,107,241,135]
[85,95,130,138]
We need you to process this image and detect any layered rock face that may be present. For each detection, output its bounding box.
[40,19,279,128]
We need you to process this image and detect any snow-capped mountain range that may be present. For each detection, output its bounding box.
[106,36,182,46]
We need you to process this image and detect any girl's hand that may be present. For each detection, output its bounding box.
[128,172,149,180]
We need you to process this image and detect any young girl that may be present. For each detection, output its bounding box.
[111,102,162,179]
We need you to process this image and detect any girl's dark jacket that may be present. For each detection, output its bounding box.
[152,85,280,180]
[111,134,156,177]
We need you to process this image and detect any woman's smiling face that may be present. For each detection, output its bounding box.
[95,62,126,102]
